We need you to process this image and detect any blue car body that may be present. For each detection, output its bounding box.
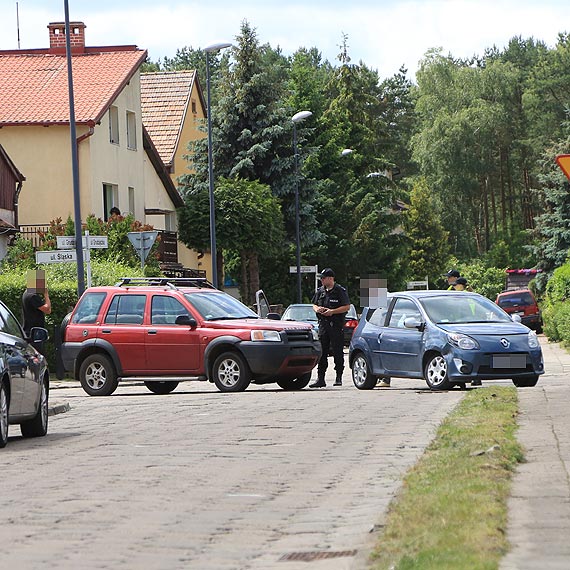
[349,290,544,390]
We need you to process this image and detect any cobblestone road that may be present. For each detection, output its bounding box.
[1,370,465,570]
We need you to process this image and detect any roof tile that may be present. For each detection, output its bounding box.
[140,71,196,165]
[0,49,147,125]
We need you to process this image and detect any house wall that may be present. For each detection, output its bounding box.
[0,126,92,225]
[87,72,146,221]
[173,80,208,277]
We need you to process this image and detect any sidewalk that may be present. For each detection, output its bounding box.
[501,338,570,569]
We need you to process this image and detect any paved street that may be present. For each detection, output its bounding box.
[2,368,464,570]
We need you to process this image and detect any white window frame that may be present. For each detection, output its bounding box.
[109,106,119,145]
[126,111,137,150]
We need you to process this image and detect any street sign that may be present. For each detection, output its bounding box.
[56,235,108,249]
[289,265,318,273]
[36,250,78,264]
[128,231,158,268]
[407,280,429,290]
[556,154,570,181]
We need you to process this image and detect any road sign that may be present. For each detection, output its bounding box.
[128,231,158,268]
[289,265,318,273]
[56,235,108,249]
[36,250,78,264]
[407,280,429,290]
[556,154,570,181]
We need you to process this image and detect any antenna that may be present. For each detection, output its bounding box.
[16,2,21,49]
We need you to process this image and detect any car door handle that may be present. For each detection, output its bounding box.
[377,333,383,342]
[148,329,157,335]
[101,329,112,334]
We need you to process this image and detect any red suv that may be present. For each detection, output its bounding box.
[495,289,542,333]
[60,278,321,395]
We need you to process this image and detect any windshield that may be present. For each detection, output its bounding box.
[282,305,317,322]
[420,295,512,325]
[184,292,258,321]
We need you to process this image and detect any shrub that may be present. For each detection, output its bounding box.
[543,263,570,345]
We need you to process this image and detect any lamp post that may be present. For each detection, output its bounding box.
[291,110,312,303]
[205,42,232,288]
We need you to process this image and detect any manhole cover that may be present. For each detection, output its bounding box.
[280,550,358,562]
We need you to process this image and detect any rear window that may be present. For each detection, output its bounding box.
[71,292,107,324]
[498,292,535,308]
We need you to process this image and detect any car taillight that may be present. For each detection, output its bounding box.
[345,319,358,329]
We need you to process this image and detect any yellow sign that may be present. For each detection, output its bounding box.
[556,154,570,180]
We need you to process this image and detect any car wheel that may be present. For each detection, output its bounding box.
[352,353,377,390]
[512,376,539,388]
[0,381,8,448]
[79,354,118,396]
[21,376,49,438]
[212,351,251,392]
[144,381,179,394]
[424,354,453,390]
[276,372,312,391]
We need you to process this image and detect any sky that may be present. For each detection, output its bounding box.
[0,0,568,79]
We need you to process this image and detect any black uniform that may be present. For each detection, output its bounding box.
[22,289,46,334]
[312,283,350,382]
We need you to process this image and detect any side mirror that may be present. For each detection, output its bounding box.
[511,314,522,323]
[175,315,197,328]
[265,312,281,320]
[403,317,424,330]
[30,327,49,343]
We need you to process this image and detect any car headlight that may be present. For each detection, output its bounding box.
[250,330,281,342]
[528,330,539,348]
[311,328,319,341]
[447,332,479,350]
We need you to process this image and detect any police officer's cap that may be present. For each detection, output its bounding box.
[443,269,460,278]
[319,268,335,278]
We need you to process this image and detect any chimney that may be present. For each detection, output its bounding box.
[48,22,86,54]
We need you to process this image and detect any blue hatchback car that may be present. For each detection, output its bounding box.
[349,290,544,390]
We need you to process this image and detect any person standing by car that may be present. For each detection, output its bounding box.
[453,277,470,291]
[22,269,51,336]
[310,268,350,388]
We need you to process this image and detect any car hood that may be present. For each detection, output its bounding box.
[207,318,312,331]
[437,323,530,336]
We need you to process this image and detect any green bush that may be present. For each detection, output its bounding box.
[543,263,570,346]
[0,260,147,372]
[456,260,506,300]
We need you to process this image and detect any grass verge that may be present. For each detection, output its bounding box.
[370,386,522,570]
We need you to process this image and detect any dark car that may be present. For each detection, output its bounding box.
[495,289,542,333]
[281,303,358,347]
[0,300,49,449]
[349,290,544,391]
[60,278,321,396]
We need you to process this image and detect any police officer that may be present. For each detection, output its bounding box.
[310,268,350,388]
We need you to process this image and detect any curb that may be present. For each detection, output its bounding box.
[48,402,71,416]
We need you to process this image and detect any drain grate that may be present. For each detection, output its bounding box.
[280,550,358,562]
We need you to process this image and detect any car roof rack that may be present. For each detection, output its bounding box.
[115,277,217,290]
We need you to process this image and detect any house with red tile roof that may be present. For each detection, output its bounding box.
[140,70,207,272]
[0,21,186,265]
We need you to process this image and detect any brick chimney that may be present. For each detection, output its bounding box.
[48,22,86,54]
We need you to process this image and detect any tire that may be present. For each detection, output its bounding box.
[352,353,377,390]
[0,381,8,449]
[212,351,251,393]
[276,372,312,391]
[424,353,453,390]
[512,376,539,388]
[21,376,49,438]
[79,354,118,396]
[144,381,179,394]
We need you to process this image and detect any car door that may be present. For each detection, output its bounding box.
[102,294,147,373]
[145,294,200,373]
[378,297,424,376]
[0,304,35,416]
[356,306,390,376]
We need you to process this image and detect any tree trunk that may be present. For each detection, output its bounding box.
[247,251,260,306]
[240,251,249,303]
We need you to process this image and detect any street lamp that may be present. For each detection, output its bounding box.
[341,148,354,156]
[205,42,232,288]
[292,110,312,303]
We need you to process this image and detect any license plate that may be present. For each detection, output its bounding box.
[514,311,524,316]
[492,354,526,369]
